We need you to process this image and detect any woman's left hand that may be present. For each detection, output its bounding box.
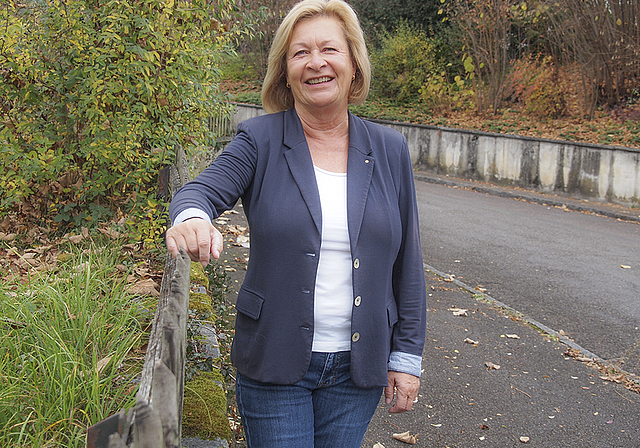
[385,371,420,413]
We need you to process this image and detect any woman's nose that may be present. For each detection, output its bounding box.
[307,51,326,70]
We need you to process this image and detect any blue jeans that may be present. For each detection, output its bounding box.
[236,351,383,448]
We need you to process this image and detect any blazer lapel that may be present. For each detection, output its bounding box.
[346,113,374,252]
[282,109,322,234]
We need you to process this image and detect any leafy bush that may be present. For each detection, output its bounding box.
[419,69,475,115]
[370,22,445,103]
[502,55,569,118]
[0,0,238,241]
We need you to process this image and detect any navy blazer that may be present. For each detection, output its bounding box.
[169,108,427,388]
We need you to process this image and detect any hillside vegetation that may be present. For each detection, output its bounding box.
[228,0,640,149]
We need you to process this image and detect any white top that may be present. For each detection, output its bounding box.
[312,166,353,352]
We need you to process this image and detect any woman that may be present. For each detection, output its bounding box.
[166,0,427,446]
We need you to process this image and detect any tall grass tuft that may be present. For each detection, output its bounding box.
[0,244,149,447]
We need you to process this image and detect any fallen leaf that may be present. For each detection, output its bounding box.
[98,227,124,239]
[392,431,418,444]
[481,424,489,430]
[128,278,160,296]
[96,356,112,374]
[122,243,138,252]
[485,361,500,370]
[68,234,84,244]
[600,373,625,383]
[448,307,468,316]
[32,245,53,254]
[236,235,250,247]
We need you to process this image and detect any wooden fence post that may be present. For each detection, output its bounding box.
[87,144,191,448]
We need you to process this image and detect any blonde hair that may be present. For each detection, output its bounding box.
[261,0,371,113]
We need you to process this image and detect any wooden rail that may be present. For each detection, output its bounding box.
[87,146,192,448]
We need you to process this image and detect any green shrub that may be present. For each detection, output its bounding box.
[370,22,444,103]
[221,53,260,82]
[0,0,239,241]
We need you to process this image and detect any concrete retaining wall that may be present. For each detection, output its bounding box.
[231,103,640,207]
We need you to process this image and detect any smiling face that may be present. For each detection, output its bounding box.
[286,15,356,116]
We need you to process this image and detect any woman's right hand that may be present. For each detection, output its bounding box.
[166,218,224,267]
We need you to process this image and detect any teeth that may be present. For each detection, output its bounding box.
[307,77,332,85]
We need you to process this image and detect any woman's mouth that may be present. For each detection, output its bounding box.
[306,76,333,85]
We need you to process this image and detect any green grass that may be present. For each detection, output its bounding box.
[0,244,151,447]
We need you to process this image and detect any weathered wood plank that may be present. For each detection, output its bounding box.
[87,148,192,448]
[133,397,164,448]
[152,360,179,448]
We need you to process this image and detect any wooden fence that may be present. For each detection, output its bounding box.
[87,146,193,448]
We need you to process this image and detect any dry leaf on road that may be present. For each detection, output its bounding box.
[600,373,625,383]
[392,431,418,444]
[448,307,468,317]
[485,361,501,370]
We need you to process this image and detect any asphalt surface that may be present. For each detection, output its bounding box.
[412,173,640,382]
[213,173,640,448]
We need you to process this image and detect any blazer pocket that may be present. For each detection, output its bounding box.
[386,298,398,327]
[236,286,264,320]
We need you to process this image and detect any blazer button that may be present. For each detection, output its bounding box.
[353,258,360,269]
[351,332,360,342]
[354,295,362,306]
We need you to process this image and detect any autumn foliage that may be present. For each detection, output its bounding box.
[0,0,239,240]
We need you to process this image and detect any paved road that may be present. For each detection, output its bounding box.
[415,178,640,377]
